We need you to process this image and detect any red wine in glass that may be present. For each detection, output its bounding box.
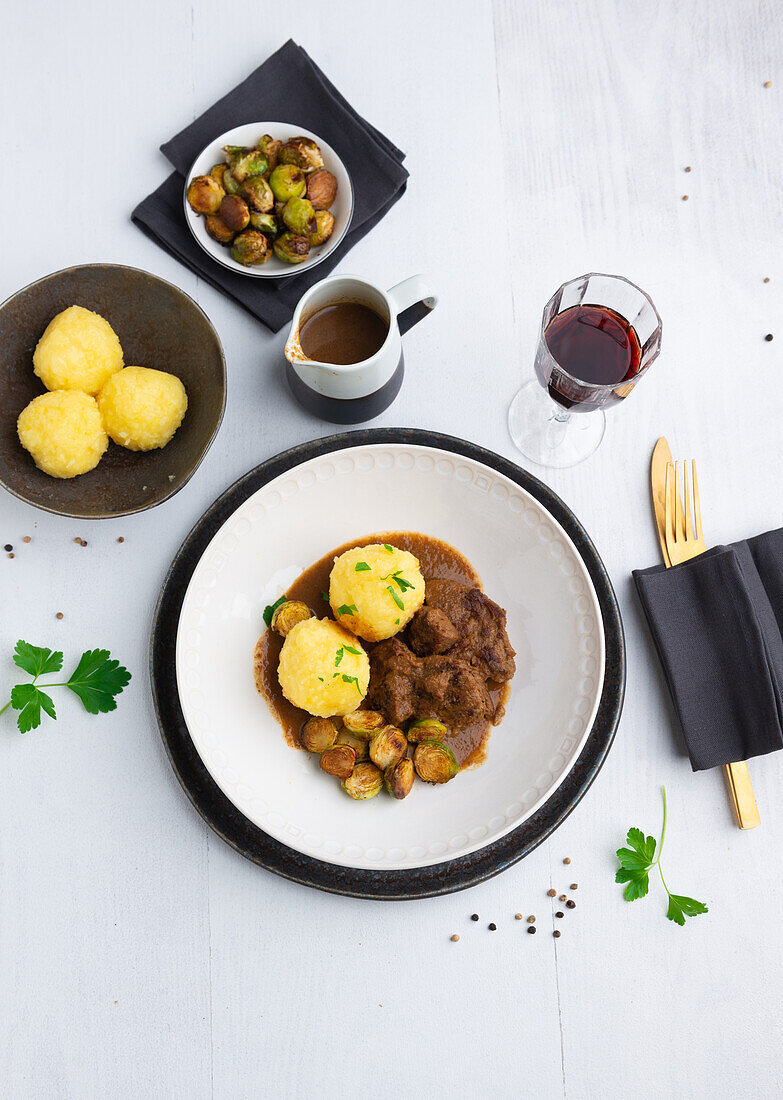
[510,273,662,467]
[537,304,642,412]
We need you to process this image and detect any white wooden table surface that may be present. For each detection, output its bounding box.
[1,1,781,1096]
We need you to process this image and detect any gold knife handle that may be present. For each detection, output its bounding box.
[724,760,761,829]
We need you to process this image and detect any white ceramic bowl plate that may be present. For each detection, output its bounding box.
[175,444,605,871]
[183,122,353,278]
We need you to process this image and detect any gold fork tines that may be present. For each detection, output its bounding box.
[665,460,706,565]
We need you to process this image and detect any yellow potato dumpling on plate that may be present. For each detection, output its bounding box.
[329,543,425,641]
[17,390,108,478]
[98,366,187,451]
[278,618,370,718]
[33,305,124,395]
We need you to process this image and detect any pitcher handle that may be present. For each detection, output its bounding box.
[387,276,439,336]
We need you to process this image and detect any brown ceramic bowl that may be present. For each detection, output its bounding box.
[0,263,226,519]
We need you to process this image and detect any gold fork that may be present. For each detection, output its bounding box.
[665,460,760,829]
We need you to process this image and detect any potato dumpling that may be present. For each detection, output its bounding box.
[33,306,124,395]
[278,618,369,718]
[98,366,187,451]
[329,544,425,642]
[17,390,108,478]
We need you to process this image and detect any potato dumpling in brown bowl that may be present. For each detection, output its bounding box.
[17,390,108,478]
[98,366,188,451]
[33,305,124,395]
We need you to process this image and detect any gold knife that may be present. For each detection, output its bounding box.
[650,437,760,829]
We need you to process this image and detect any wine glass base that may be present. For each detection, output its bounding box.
[508,380,606,468]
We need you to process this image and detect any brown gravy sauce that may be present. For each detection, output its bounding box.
[298,302,388,365]
[254,531,510,770]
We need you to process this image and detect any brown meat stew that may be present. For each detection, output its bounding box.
[254,531,514,769]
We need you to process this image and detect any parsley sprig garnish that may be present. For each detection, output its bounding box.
[381,569,415,593]
[616,787,708,926]
[336,603,358,618]
[387,586,405,611]
[0,640,131,734]
[341,674,364,695]
[263,595,286,627]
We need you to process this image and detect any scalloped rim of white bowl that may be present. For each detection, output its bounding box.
[183,122,354,279]
[175,443,605,870]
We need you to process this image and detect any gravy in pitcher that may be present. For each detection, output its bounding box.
[299,302,388,365]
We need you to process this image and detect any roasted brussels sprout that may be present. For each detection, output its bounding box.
[258,135,283,172]
[249,212,278,236]
[310,210,335,247]
[300,717,337,753]
[384,757,415,800]
[369,725,407,770]
[342,710,386,737]
[242,175,274,214]
[407,718,447,743]
[279,136,324,172]
[223,145,268,183]
[220,195,250,233]
[273,232,310,264]
[270,600,313,636]
[209,163,228,185]
[320,744,356,778]
[231,229,272,266]
[342,761,383,800]
[306,169,338,210]
[282,197,317,236]
[222,170,242,196]
[187,175,224,215]
[204,215,235,244]
[336,729,369,761]
[269,164,306,203]
[413,740,459,784]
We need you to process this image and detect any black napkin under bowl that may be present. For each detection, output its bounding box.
[132,40,409,332]
[633,528,783,770]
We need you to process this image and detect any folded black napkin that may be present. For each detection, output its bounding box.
[132,40,409,332]
[633,528,783,770]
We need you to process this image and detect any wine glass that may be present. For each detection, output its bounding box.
[508,273,662,468]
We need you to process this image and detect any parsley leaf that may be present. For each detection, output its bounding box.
[387,586,405,611]
[336,604,358,617]
[341,674,364,695]
[615,788,708,925]
[65,649,131,714]
[335,647,344,667]
[343,645,361,655]
[13,640,63,678]
[10,683,56,733]
[263,595,286,627]
[383,544,393,552]
[667,894,709,927]
[354,562,371,572]
[2,640,131,734]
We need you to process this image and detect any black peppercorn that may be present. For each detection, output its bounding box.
[553,930,561,938]
[555,911,564,918]
[488,923,496,931]
[3,544,12,552]
[527,925,536,934]
[470,914,479,922]
[566,900,576,909]
[765,333,774,342]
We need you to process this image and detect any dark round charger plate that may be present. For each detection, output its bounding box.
[151,428,625,899]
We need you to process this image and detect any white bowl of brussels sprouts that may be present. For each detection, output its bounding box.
[183,122,353,278]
